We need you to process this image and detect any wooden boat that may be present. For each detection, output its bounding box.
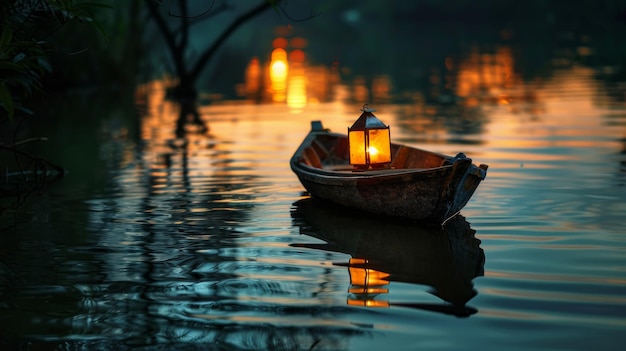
[290,121,488,224]
[290,198,485,316]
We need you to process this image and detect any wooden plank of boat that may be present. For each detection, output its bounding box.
[290,121,488,224]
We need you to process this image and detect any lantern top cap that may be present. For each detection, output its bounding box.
[361,104,376,113]
[350,104,387,130]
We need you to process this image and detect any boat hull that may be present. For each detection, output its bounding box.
[290,121,488,224]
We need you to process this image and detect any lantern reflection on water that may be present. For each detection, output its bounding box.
[347,258,390,308]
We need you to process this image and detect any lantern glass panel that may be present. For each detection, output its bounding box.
[349,130,366,165]
[368,129,391,164]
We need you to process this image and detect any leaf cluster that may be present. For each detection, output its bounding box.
[0,0,110,122]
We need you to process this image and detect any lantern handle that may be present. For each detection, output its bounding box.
[361,104,376,113]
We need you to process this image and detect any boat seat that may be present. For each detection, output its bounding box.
[391,146,410,169]
[322,164,353,171]
[329,138,348,160]
[310,140,330,161]
[302,146,322,168]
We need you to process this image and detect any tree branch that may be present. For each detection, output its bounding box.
[274,0,320,22]
[169,2,232,46]
[190,0,274,79]
[145,0,185,77]
[4,137,48,148]
[178,0,188,53]
[0,143,65,176]
[167,0,217,20]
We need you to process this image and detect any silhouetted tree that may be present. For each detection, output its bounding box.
[145,0,278,100]
[1,0,108,216]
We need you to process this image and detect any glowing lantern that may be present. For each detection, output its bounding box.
[348,105,391,169]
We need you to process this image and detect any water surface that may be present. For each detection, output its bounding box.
[2,22,626,351]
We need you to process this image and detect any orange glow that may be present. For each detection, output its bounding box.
[479,66,620,160]
[269,48,288,102]
[272,37,288,48]
[289,49,306,63]
[271,60,287,77]
[287,74,307,110]
[290,37,308,48]
[286,50,307,110]
[348,127,391,166]
[368,146,379,156]
[238,34,334,105]
[348,266,390,287]
[371,75,392,103]
[352,76,368,102]
[455,46,518,103]
[271,47,287,61]
[347,299,390,308]
[368,129,391,164]
[348,258,390,288]
[306,66,330,104]
[348,285,389,294]
[347,258,390,308]
[348,130,366,164]
[244,57,261,97]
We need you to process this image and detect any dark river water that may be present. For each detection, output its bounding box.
[2,17,626,351]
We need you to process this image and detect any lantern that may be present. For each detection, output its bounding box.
[348,105,391,169]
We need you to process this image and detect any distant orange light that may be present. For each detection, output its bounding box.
[244,57,261,95]
[290,37,308,49]
[289,49,305,63]
[272,37,288,49]
[270,48,288,102]
[445,56,454,70]
[271,48,287,61]
[287,75,307,110]
[271,60,287,76]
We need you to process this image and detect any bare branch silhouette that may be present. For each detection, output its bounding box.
[145,0,318,100]
[273,0,320,22]
[167,0,215,19]
[190,1,274,79]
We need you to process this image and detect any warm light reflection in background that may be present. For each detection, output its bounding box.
[238,34,337,112]
[238,34,525,114]
[135,31,625,196]
[137,29,625,167]
[269,47,288,102]
[134,29,626,236]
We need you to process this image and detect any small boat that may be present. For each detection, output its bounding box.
[290,120,488,224]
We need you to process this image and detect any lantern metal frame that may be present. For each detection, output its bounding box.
[348,105,392,170]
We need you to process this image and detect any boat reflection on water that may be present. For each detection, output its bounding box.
[290,198,485,317]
